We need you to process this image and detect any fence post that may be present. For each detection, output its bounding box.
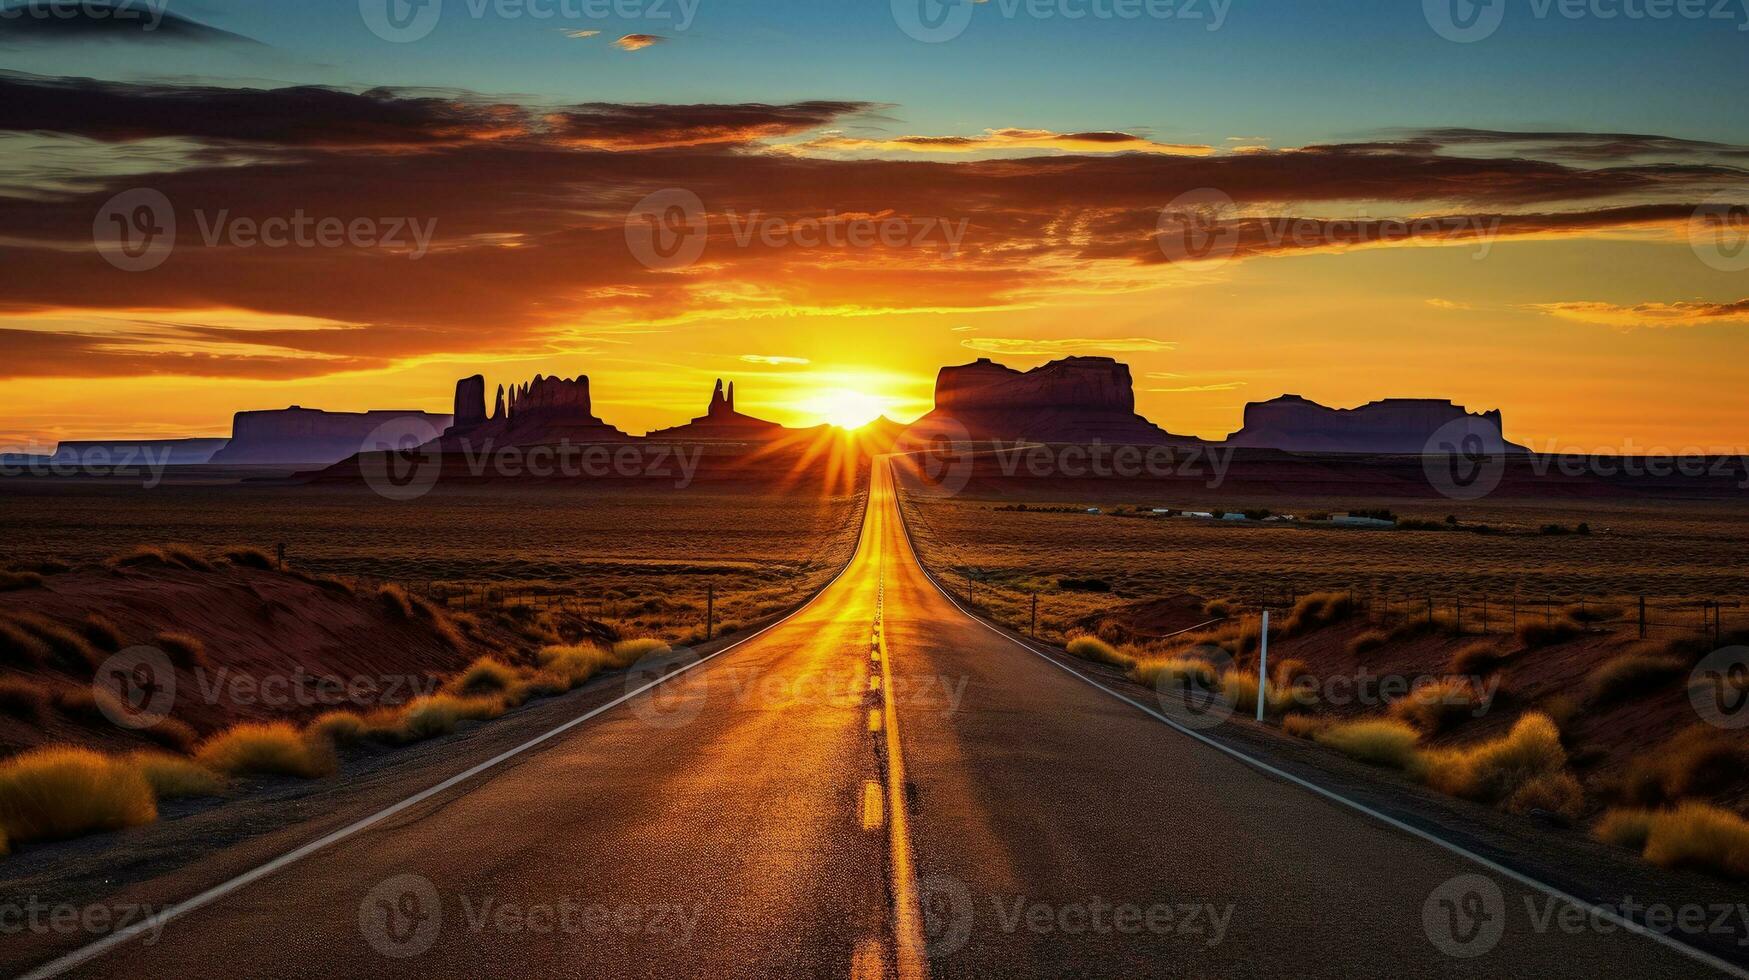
[706,584,714,642]
[1427,596,1434,624]
[1639,596,1647,639]
[1031,592,1038,639]
[1257,611,1270,723]
[1457,598,1463,635]
[1482,598,1488,635]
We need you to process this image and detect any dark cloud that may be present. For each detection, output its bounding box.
[0,74,1739,380]
[0,2,259,45]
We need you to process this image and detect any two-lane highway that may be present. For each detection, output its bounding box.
[25,461,1728,978]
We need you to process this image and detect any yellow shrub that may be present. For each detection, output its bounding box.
[0,747,156,845]
[1598,804,1749,881]
[1129,657,1219,691]
[1314,719,1423,770]
[307,711,370,746]
[1282,714,1329,739]
[196,723,335,778]
[1223,670,1314,718]
[611,638,671,663]
[128,752,227,799]
[1389,678,1492,734]
[1423,713,1566,804]
[1065,636,1134,668]
[1505,771,1585,821]
[445,657,522,697]
[390,694,505,743]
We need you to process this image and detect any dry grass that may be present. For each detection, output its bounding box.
[376,583,418,619]
[1221,670,1312,718]
[1597,804,1749,880]
[1065,636,1134,669]
[0,677,51,724]
[0,570,43,591]
[153,630,208,669]
[1450,642,1506,677]
[1128,656,1219,691]
[1314,719,1423,770]
[1563,602,1622,625]
[108,544,215,573]
[379,694,506,743]
[79,614,126,653]
[1389,678,1493,735]
[444,656,520,698]
[1517,617,1584,649]
[5,613,100,670]
[1282,714,1330,739]
[0,747,156,846]
[1587,653,1687,706]
[128,752,227,799]
[1348,629,1388,656]
[1389,611,1459,641]
[0,619,52,667]
[195,723,335,778]
[1423,713,1567,805]
[1281,592,1358,636]
[1505,771,1585,821]
[1619,726,1748,807]
[306,711,370,746]
[221,547,277,570]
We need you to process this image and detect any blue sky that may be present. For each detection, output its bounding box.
[14,0,1749,149]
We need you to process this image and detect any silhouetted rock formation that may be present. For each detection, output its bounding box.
[210,408,451,465]
[1224,394,1527,454]
[439,374,631,445]
[52,438,228,466]
[454,375,487,428]
[644,379,790,441]
[910,356,1196,445]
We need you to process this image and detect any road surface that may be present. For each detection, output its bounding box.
[25,461,1728,978]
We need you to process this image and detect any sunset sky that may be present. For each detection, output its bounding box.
[1,0,1745,451]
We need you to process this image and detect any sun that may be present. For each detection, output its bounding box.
[807,389,889,430]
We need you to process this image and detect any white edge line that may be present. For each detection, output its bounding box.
[20,495,873,980]
[887,465,1749,980]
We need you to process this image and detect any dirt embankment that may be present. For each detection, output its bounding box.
[0,548,539,758]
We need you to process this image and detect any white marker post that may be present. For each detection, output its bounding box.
[1256,610,1270,722]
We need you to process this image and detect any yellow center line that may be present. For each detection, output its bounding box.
[861,780,886,831]
[876,473,930,980]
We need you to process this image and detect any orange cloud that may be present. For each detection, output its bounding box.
[614,34,665,50]
[1531,299,1749,328]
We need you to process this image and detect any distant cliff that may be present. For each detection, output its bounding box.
[52,439,227,466]
[644,379,795,442]
[1224,395,1526,454]
[209,407,452,465]
[912,356,1196,445]
[439,374,632,446]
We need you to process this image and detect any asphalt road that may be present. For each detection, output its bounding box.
[24,462,1733,979]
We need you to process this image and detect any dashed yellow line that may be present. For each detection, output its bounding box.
[878,593,929,980]
[861,780,886,831]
